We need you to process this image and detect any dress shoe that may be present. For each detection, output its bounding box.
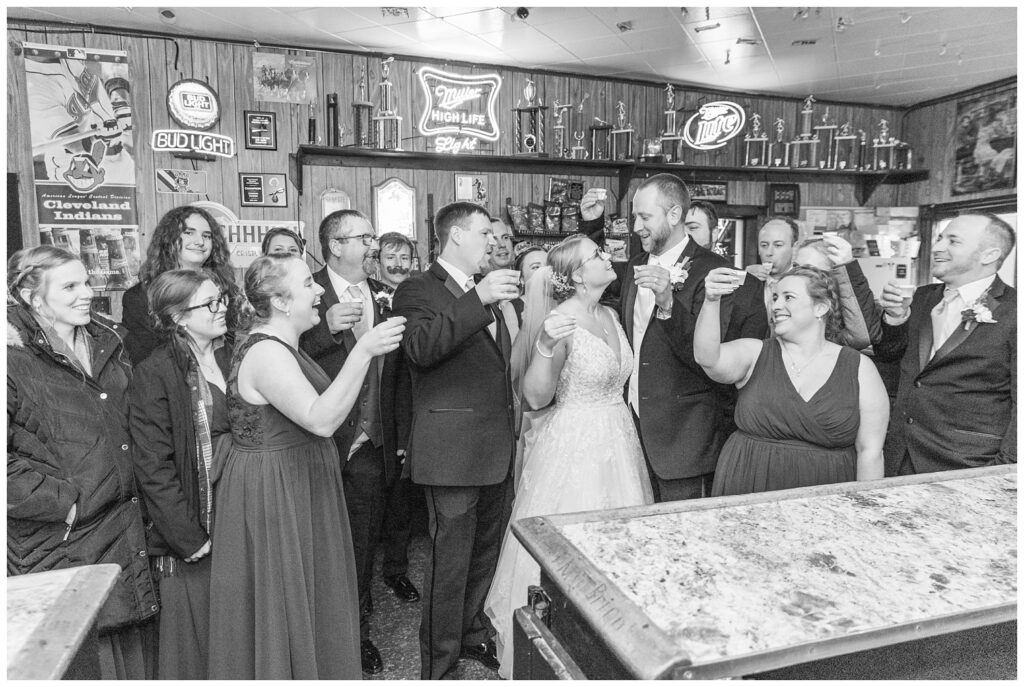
[361,639,383,675]
[459,639,499,671]
[383,574,420,602]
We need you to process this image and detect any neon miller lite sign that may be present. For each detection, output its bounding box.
[417,67,502,152]
[683,101,746,150]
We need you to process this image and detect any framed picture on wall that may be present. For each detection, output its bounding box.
[952,88,1016,196]
[454,174,487,204]
[239,173,288,207]
[244,110,277,150]
[373,177,416,237]
[690,181,728,203]
[767,183,800,217]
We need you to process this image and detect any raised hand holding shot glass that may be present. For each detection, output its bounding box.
[633,263,674,310]
[475,268,521,304]
[879,280,912,321]
[580,187,608,221]
[704,266,746,302]
[534,309,578,359]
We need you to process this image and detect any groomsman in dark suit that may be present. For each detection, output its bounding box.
[581,174,758,501]
[298,209,401,675]
[392,202,519,679]
[875,213,1016,475]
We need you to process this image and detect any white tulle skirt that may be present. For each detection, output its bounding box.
[484,398,654,679]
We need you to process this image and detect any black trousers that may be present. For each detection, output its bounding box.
[419,475,514,679]
[631,409,715,502]
[380,475,417,579]
[341,441,386,641]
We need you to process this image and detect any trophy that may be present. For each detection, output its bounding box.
[552,99,573,159]
[659,83,683,162]
[570,130,588,160]
[833,121,858,170]
[372,57,402,150]
[769,117,790,167]
[895,141,913,170]
[352,66,374,147]
[871,118,898,171]
[512,80,548,156]
[813,106,838,169]
[589,116,612,161]
[326,93,339,147]
[743,112,768,167]
[857,129,868,170]
[789,94,819,169]
[609,101,635,160]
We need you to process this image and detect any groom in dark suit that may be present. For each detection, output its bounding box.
[392,201,520,679]
[582,174,755,501]
[875,213,1016,475]
[298,209,402,675]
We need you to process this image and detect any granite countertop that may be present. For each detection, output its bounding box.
[558,471,1017,667]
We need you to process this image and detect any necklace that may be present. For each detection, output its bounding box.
[781,342,826,378]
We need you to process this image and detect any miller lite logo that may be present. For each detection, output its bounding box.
[683,101,746,151]
[417,66,502,143]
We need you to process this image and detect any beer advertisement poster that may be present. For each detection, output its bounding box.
[23,42,140,290]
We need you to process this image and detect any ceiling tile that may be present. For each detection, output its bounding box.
[434,8,509,34]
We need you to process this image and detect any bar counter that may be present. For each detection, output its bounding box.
[513,465,1016,679]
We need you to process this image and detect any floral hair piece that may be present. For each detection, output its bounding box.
[549,270,575,301]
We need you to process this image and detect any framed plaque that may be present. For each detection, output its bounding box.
[690,182,728,203]
[239,173,287,207]
[244,110,277,150]
[372,177,416,237]
[767,183,800,217]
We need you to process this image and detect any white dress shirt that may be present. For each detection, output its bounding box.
[326,265,373,457]
[629,234,689,415]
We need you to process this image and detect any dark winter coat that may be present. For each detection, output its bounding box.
[7,305,158,631]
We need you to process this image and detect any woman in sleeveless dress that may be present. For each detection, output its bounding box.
[484,235,654,679]
[207,255,405,679]
[695,265,888,495]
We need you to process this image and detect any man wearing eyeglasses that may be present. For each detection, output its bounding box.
[298,209,404,676]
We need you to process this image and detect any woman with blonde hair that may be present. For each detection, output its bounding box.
[485,234,653,679]
[7,245,158,678]
[207,254,404,679]
[696,264,888,495]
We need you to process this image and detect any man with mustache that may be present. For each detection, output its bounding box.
[298,209,404,675]
[378,231,415,289]
[483,216,523,332]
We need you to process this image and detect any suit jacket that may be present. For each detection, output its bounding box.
[621,240,738,480]
[393,262,515,487]
[298,268,404,482]
[875,277,1016,474]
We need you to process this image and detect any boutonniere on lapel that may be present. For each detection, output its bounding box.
[373,289,394,313]
[960,292,997,332]
[667,257,693,292]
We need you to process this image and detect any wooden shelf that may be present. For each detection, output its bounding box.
[291,145,929,207]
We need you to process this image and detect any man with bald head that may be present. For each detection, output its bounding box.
[876,213,1016,475]
[747,216,800,325]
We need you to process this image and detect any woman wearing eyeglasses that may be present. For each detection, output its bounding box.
[122,205,238,365]
[7,246,158,678]
[484,235,654,678]
[127,269,233,679]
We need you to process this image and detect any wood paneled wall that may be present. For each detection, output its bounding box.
[900,80,1017,207]
[8,23,938,300]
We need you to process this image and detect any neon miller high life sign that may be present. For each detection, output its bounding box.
[417,67,502,154]
[683,101,747,151]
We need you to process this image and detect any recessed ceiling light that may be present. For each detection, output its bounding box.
[694,22,720,33]
[158,8,176,24]
[616,21,634,33]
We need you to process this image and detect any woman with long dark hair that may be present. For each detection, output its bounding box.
[696,265,888,495]
[7,246,158,678]
[208,255,404,678]
[122,205,237,364]
[128,269,233,679]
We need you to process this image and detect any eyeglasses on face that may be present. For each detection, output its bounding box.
[183,293,228,314]
[332,233,377,247]
[582,248,610,265]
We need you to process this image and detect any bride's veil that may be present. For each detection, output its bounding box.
[511,265,556,409]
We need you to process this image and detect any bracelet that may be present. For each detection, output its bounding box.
[535,340,555,358]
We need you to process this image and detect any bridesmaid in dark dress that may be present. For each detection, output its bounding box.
[695,265,889,495]
[208,254,405,679]
[129,269,233,679]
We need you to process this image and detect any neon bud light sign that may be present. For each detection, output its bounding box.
[683,101,746,150]
[417,66,501,153]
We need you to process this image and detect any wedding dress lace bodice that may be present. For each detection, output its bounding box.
[554,320,632,408]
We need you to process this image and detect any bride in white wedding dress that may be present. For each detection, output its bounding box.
[483,235,654,679]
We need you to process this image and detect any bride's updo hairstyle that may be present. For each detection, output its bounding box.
[546,234,587,303]
[237,254,298,328]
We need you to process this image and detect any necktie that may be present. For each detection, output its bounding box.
[930,288,960,355]
[466,277,498,340]
[347,285,368,339]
